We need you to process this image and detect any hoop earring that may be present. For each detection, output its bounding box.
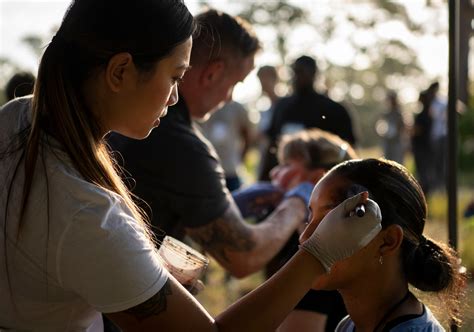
[379,255,384,265]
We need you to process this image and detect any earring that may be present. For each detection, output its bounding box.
[379,255,383,265]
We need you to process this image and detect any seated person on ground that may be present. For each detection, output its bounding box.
[300,158,467,332]
[233,128,357,332]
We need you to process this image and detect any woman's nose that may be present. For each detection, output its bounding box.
[167,85,179,106]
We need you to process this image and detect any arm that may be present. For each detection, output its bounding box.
[106,192,381,331]
[186,197,306,278]
[277,310,327,332]
[106,249,324,332]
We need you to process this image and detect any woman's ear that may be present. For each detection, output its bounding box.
[379,224,404,256]
[105,52,134,92]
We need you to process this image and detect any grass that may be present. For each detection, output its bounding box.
[195,147,474,329]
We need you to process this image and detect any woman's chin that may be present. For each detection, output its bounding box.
[117,126,157,140]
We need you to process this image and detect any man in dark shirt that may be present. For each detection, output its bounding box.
[259,55,356,181]
[108,10,308,278]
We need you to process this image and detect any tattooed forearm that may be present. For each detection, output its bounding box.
[186,206,255,263]
[124,280,172,320]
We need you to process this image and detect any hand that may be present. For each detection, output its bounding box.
[232,183,284,220]
[283,182,314,207]
[300,192,382,272]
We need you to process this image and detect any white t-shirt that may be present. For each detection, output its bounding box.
[0,98,169,331]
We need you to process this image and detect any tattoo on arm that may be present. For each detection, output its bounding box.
[124,279,172,321]
[186,207,255,263]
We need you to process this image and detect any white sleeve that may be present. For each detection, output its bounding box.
[57,197,168,313]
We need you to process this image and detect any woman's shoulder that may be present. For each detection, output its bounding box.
[44,151,125,219]
[388,305,445,332]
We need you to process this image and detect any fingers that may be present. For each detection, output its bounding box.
[364,198,382,222]
[343,191,368,214]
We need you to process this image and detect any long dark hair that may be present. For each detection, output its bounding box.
[3,0,194,305]
[330,158,467,325]
[21,0,195,230]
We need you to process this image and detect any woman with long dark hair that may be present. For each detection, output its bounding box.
[300,159,467,331]
[0,0,382,330]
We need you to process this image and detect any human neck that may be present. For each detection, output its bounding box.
[340,274,411,332]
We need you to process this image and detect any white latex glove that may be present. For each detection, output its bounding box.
[300,192,382,272]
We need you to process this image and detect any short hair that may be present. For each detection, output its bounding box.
[293,55,318,76]
[257,65,277,79]
[192,9,261,65]
[5,72,36,101]
[277,128,357,170]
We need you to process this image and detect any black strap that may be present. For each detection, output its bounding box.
[382,305,425,332]
[373,291,411,332]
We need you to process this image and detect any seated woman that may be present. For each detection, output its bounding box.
[300,158,467,331]
[233,128,358,332]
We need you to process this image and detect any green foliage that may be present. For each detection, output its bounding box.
[21,35,45,58]
[238,1,441,148]
[238,1,308,63]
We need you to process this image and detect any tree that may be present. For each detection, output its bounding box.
[239,0,448,147]
[238,1,308,64]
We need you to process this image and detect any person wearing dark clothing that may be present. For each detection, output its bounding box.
[259,55,356,181]
[108,10,310,279]
[109,98,231,240]
[411,89,435,195]
[4,71,35,102]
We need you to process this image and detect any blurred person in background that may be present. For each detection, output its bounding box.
[376,91,407,165]
[257,65,280,132]
[4,71,36,102]
[412,87,435,196]
[260,55,356,181]
[200,100,256,191]
[257,65,281,182]
[428,81,447,191]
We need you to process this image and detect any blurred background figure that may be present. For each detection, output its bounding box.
[257,65,280,132]
[375,91,407,164]
[200,100,256,191]
[4,71,36,102]
[428,81,447,191]
[256,65,281,181]
[411,87,435,196]
[259,55,356,181]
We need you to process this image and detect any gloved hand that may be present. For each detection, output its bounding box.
[300,192,382,272]
[232,182,284,220]
[283,182,314,207]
